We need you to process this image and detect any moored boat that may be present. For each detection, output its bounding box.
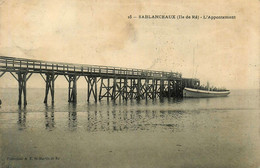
[183,87,230,98]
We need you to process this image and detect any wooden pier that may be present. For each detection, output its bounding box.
[0,56,200,105]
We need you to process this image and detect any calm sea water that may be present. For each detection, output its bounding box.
[0,88,259,168]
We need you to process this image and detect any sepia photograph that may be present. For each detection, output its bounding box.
[0,0,259,168]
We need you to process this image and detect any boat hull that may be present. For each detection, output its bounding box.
[183,88,230,98]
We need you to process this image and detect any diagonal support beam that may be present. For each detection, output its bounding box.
[40,73,46,82]
[10,72,18,81]
[26,73,33,81]
[99,78,113,101]
[64,75,69,82]
[0,71,5,78]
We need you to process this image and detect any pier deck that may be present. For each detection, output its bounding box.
[0,56,200,105]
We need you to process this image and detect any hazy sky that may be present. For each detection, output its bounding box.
[0,0,259,89]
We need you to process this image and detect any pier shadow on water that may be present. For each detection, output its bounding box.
[17,106,27,130]
[15,98,186,133]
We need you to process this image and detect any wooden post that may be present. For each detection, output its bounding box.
[123,78,128,100]
[95,78,97,102]
[18,73,22,105]
[154,79,158,99]
[107,78,110,101]
[44,75,50,103]
[130,79,133,99]
[85,76,98,102]
[17,72,27,105]
[119,78,122,101]
[137,78,141,100]
[145,78,149,100]
[112,78,116,100]
[43,73,56,104]
[68,75,78,103]
[160,79,164,98]
[168,80,171,98]
[99,78,103,101]
[172,80,176,97]
[51,75,55,102]
[152,78,155,99]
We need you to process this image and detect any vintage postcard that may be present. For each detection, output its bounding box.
[0,0,259,168]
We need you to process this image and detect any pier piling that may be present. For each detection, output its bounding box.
[17,72,27,105]
[66,75,78,103]
[43,73,57,104]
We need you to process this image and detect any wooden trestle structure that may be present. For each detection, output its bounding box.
[0,56,200,105]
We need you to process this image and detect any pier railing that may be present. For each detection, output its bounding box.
[0,56,182,79]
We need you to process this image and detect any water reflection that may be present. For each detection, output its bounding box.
[16,103,185,132]
[44,105,55,131]
[68,104,77,131]
[17,106,27,130]
[84,109,184,132]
